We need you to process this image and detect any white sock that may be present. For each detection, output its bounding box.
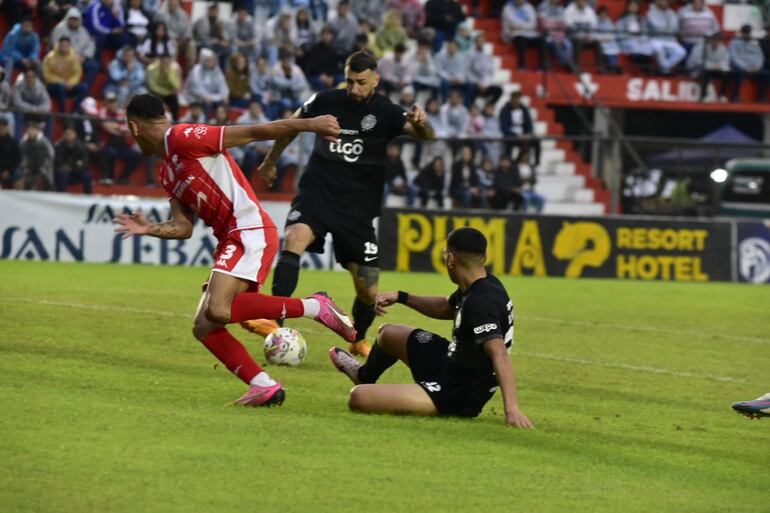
[250,371,277,387]
[301,298,320,318]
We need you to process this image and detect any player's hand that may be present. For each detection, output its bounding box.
[374,291,399,316]
[113,210,151,239]
[309,115,340,141]
[258,162,277,187]
[505,407,534,429]
[406,104,427,126]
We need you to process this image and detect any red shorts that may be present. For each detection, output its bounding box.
[211,226,279,290]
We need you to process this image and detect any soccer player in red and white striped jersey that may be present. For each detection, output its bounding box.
[112,94,356,407]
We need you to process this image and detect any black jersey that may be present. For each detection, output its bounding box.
[298,88,407,219]
[445,274,514,387]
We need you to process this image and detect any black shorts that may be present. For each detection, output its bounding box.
[407,329,497,418]
[285,194,379,267]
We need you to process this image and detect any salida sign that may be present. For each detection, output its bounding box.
[553,73,764,107]
[379,209,732,282]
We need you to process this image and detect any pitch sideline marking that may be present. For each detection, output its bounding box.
[523,315,770,345]
[1,297,761,384]
[519,351,751,384]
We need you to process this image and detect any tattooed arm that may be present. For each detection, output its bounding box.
[113,199,195,240]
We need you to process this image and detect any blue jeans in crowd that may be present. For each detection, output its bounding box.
[55,168,93,194]
[47,82,89,113]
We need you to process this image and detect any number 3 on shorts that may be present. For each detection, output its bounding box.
[216,244,237,267]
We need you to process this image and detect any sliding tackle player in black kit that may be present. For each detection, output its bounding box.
[249,51,435,356]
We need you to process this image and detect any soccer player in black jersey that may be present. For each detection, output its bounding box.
[252,51,435,357]
[329,227,534,428]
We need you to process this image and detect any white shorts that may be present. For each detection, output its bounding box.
[210,226,279,289]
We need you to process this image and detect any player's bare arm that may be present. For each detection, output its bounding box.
[485,338,534,429]
[224,115,339,150]
[258,108,303,186]
[403,104,435,141]
[375,291,454,319]
[112,199,195,240]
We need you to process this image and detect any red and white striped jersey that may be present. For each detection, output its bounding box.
[161,124,275,240]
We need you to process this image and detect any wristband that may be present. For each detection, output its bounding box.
[397,291,409,304]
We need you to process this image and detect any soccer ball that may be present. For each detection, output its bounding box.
[263,327,308,366]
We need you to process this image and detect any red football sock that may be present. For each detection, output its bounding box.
[229,293,304,323]
[202,328,262,384]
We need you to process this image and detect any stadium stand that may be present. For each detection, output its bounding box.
[0,0,766,215]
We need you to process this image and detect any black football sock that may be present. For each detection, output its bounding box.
[357,342,397,384]
[271,250,301,326]
[352,298,376,343]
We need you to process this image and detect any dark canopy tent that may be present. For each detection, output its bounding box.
[646,124,760,168]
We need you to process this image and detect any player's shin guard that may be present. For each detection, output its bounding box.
[272,251,301,326]
[202,328,262,384]
[352,298,376,342]
[357,342,397,384]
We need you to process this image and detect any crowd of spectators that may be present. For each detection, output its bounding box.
[502,0,770,102]
[0,0,546,213]
[2,0,762,211]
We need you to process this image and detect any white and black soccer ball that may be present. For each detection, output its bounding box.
[263,327,308,367]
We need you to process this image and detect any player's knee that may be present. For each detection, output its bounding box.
[283,228,311,253]
[377,323,395,342]
[204,301,231,325]
[348,386,368,411]
[192,321,209,341]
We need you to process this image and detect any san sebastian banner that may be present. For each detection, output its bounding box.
[380,208,733,282]
[0,190,338,269]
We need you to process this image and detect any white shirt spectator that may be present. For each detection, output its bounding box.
[411,45,441,88]
[155,0,192,41]
[687,38,729,72]
[183,48,230,104]
[564,0,597,38]
[440,97,470,137]
[270,61,309,102]
[678,0,719,46]
[379,50,413,86]
[502,0,539,41]
[468,42,496,88]
[729,32,764,72]
[434,43,468,83]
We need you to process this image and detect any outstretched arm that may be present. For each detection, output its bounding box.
[403,104,435,141]
[257,108,305,187]
[113,199,195,240]
[223,114,339,149]
[375,291,454,320]
[485,339,534,428]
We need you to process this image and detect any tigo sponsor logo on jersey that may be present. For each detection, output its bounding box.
[473,323,498,335]
[329,138,364,163]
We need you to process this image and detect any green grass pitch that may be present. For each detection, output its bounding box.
[0,260,768,513]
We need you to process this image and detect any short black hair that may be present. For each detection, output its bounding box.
[57,36,71,43]
[126,94,166,120]
[447,228,487,257]
[345,50,378,72]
